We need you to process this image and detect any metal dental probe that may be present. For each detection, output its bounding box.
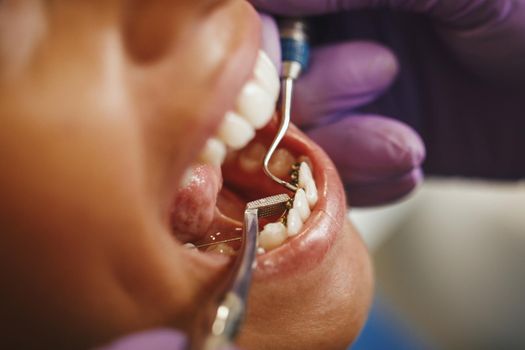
[263,18,310,193]
[202,193,291,350]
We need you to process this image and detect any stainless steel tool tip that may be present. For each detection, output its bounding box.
[246,193,291,218]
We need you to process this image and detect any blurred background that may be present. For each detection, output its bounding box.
[349,178,525,350]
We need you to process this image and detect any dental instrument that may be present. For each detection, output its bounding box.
[263,18,310,193]
[202,193,291,350]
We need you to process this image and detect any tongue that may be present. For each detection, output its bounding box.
[170,164,222,242]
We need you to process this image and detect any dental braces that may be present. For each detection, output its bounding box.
[273,162,300,226]
[187,159,317,254]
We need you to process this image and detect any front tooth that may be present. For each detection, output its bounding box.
[286,208,303,237]
[206,243,236,256]
[217,111,255,150]
[305,178,318,208]
[253,50,280,101]
[235,81,275,129]
[298,162,313,188]
[199,138,226,167]
[258,222,287,251]
[293,189,311,221]
[269,148,297,178]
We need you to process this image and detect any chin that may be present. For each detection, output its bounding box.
[241,219,373,349]
[178,116,374,349]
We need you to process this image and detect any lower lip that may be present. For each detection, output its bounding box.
[222,122,347,281]
[253,124,347,280]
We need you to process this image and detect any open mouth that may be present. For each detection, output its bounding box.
[170,50,346,280]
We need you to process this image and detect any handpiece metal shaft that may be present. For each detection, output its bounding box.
[263,77,297,192]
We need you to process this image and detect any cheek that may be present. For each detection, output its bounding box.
[0,99,152,338]
[238,220,373,350]
[0,110,206,347]
[132,2,260,202]
[0,0,261,346]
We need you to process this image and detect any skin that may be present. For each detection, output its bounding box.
[234,127,373,350]
[0,0,372,349]
[242,222,372,350]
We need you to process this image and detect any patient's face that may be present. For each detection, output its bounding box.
[0,1,372,349]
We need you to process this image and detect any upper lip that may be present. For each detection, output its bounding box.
[165,0,260,229]
[178,1,261,178]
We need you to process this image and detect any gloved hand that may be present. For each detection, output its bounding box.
[256,1,525,206]
[96,328,239,350]
[96,329,188,350]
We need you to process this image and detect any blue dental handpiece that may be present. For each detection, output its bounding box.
[279,18,310,80]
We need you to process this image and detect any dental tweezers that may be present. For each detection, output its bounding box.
[202,194,291,350]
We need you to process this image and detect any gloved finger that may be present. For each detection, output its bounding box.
[97,329,188,350]
[252,0,525,82]
[307,115,425,184]
[258,12,281,71]
[347,168,423,207]
[294,42,398,127]
[250,0,510,25]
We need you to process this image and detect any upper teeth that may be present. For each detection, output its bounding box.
[253,50,280,101]
[235,81,276,129]
[217,111,255,149]
[198,50,279,166]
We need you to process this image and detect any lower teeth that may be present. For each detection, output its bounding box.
[257,160,317,252]
[183,160,317,255]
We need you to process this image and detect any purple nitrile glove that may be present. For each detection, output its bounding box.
[96,328,240,350]
[256,1,525,206]
[95,329,188,350]
[259,13,425,206]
